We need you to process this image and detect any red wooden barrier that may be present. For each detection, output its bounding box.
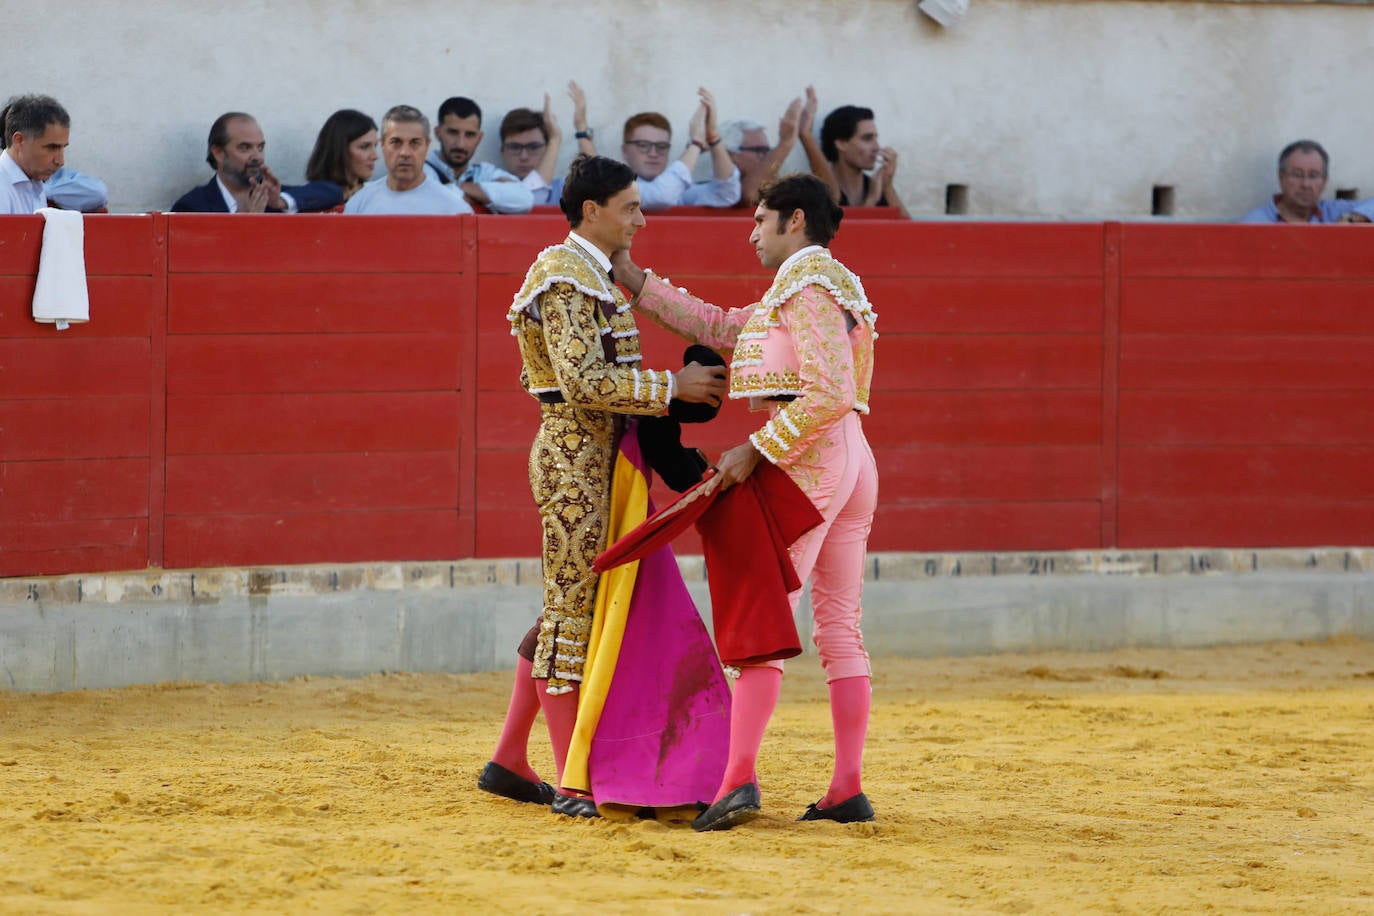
[2,214,1372,578]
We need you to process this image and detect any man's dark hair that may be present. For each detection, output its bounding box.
[759,173,844,246]
[206,111,254,169]
[500,107,547,142]
[820,105,874,163]
[437,96,482,125]
[3,94,70,149]
[306,108,378,185]
[1278,139,1328,174]
[560,154,637,228]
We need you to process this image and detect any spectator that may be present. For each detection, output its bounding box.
[1240,140,1373,223]
[171,112,342,213]
[719,94,808,209]
[305,109,379,204]
[615,89,740,209]
[345,105,473,215]
[819,103,908,217]
[2,96,107,213]
[499,83,597,207]
[424,96,532,214]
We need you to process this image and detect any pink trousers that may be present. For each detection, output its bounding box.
[757,411,878,682]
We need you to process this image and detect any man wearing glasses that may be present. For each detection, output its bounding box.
[498,84,597,206]
[1241,140,1374,223]
[616,88,740,210]
[717,93,817,209]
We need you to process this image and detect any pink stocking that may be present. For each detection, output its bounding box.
[491,656,542,783]
[823,674,870,806]
[714,666,783,803]
[535,681,581,792]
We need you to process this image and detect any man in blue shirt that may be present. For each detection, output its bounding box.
[1241,140,1374,224]
[1,97,107,212]
[345,105,473,215]
[424,96,532,214]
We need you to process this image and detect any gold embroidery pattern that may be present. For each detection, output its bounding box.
[511,239,677,692]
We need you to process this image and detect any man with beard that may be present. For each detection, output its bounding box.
[344,105,473,215]
[172,112,341,213]
[423,96,532,213]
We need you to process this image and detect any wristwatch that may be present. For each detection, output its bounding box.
[575,128,593,140]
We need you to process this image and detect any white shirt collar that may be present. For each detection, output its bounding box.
[567,231,613,275]
[215,175,239,214]
[776,244,825,279]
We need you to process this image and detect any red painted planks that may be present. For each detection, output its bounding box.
[1,458,149,521]
[875,334,1102,390]
[0,276,155,337]
[0,517,146,556]
[0,215,155,276]
[168,274,463,334]
[870,501,1102,551]
[869,277,1103,335]
[166,452,459,514]
[473,506,542,558]
[1119,446,1374,501]
[167,334,461,394]
[874,445,1101,501]
[1121,335,1374,390]
[167,392,460,455]
[863,391,1102,447]
[1118,499,1374,549]
[1119,390,1374,446]
[837,222,1104,278]
[1122,224,1374,280]
[163,509,462,568]
[1123,278,1374,336]
[0,521,148,578]
[167,214,466,273]
[0,338,150,398]
[0,398,149,460]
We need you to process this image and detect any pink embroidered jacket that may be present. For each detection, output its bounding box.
[633,246,876,466]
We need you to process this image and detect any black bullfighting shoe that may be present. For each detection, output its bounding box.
[477,761,556,805]
[551,792,601,818]
[797,792,875,823]
[691,783,762,832]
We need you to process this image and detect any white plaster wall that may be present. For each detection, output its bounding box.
[9,0,1373,219]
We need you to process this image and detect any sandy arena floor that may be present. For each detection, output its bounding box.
[2,638,1372,915]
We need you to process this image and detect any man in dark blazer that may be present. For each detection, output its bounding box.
[171,111,341,213]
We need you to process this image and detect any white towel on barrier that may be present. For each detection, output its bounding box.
[32,207,90,330]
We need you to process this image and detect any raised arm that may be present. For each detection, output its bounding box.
[569,81,597,156]
[741,98,801,209]
[799,86,840,204]
[537,93,562,185]
[612,249,755,352]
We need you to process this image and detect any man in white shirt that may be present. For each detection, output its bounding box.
[1,97,107,212]
[0,94,72,215]
[617,88,739,210]
[346,105,474,215]
[424,96,533,214]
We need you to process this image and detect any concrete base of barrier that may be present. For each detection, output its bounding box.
[2,549,1371,691]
